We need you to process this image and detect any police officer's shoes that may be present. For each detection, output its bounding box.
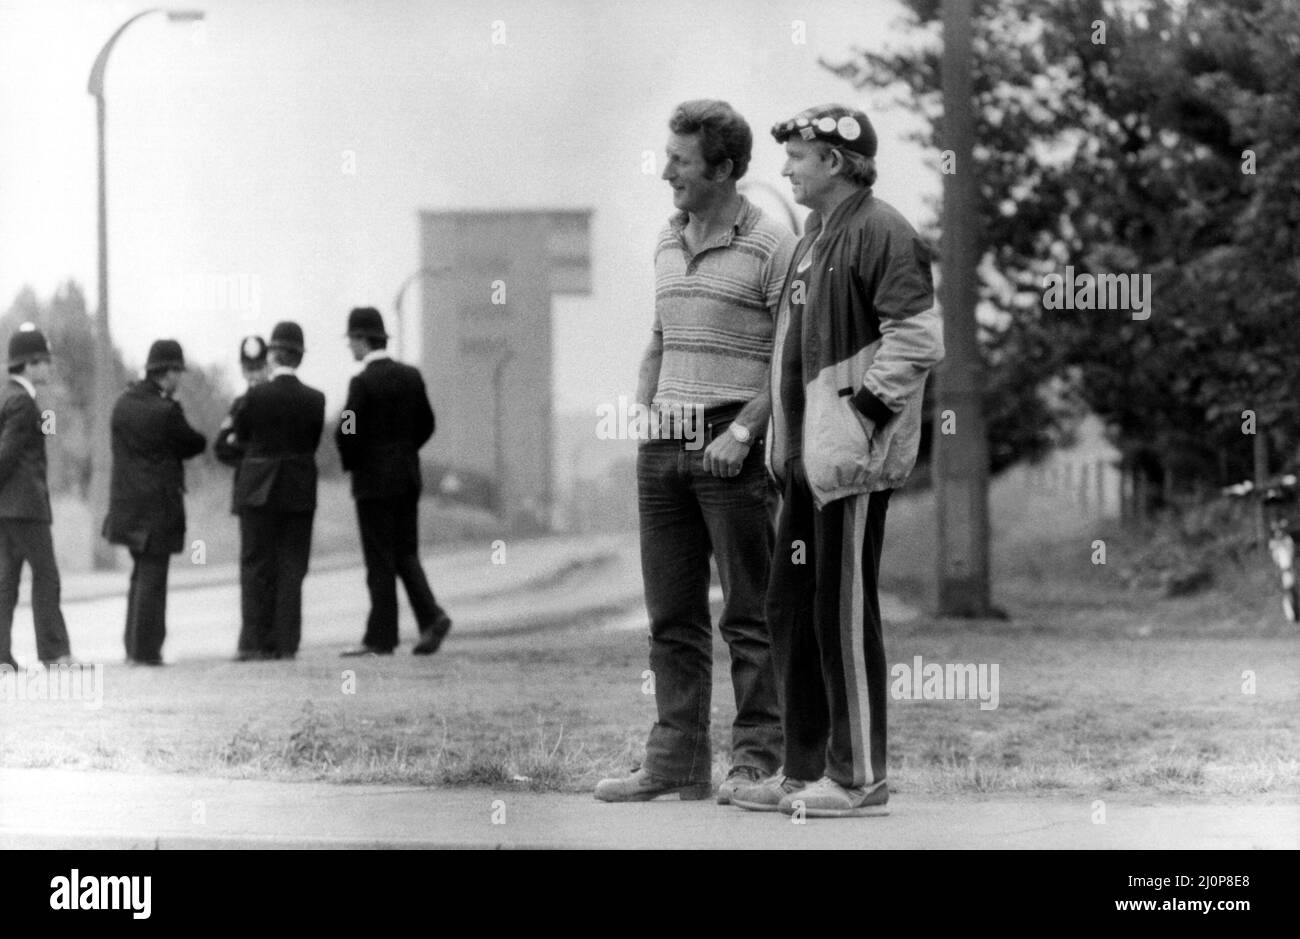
[778,776,889,817]
[412,615,452,655]
[594,768,711,802]
[340,646,393,657]
[731,774,809,812]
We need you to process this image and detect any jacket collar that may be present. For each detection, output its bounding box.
[802,186,873,242]
[138,377,167,397]
[362,349,391,367]
[9,374,36,400]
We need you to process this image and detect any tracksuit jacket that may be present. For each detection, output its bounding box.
[767,187,945,507]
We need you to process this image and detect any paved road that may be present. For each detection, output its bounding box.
[1,767,1295,849]
[7,533,649,664]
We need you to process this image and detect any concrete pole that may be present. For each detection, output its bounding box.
[934,0,994,616]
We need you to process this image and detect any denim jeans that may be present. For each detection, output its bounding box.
[637,435,783,782]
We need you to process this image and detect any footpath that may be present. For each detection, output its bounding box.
[1,767,1294,849]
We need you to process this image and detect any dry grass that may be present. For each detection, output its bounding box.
[6,475,1300,798]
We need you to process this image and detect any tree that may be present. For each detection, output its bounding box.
[827,0,1300,498]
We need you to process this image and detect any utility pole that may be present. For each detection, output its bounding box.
[88,8,205,570]
[934,0,994,616]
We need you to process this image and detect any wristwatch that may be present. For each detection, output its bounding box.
[729,422,753,445]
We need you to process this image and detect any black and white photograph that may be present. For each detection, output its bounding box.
[0,0,1295,903]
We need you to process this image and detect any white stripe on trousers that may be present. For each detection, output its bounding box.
[839,491,874,788]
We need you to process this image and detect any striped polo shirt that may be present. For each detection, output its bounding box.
[649,196,796,411]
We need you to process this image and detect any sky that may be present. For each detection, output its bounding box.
[0,0,938,414]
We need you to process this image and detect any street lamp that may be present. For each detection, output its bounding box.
[492,349,515,520]
[87,8,204,570]
[392,265,445,362]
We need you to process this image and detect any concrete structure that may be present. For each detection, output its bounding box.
[418,210,591,531]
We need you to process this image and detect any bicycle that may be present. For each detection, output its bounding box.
[1223,474,1300,624]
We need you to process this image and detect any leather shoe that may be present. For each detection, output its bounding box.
[233,650,270,662]
[340,645,393,657]
[716,765,765,805]
[412,615,452,655]
[594,768,711,802]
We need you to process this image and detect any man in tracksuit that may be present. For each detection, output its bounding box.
[733,105,944,816]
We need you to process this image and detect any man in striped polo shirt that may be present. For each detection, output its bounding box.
[595,100,796,804]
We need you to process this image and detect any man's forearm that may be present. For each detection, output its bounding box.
[635,340,663,409]
[734,385,771,437]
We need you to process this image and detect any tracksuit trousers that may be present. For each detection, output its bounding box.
[766,456,892,788]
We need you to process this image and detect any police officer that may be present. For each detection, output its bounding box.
[103,339,206,666]
[336,307,450,657]
[216,335,270,660]
[0,324,73,669]
[229,322,325,660]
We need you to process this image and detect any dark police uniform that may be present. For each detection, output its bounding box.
[0,324,72,668]
[336,307,449,655]
[103,340,206,664]
[230,323,324,659]
[215,336,268,658]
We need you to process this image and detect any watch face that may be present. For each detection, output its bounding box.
[731,423,751,442]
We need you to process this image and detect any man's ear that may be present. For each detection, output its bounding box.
[827,147,844,176]
[710,158,734,181]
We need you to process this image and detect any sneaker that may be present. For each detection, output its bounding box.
[779,776,889,817]
[716,765,764,805]
[594,768,712,803]
[731,774,809,812]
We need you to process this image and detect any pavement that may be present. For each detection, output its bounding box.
[2,767,1296,849]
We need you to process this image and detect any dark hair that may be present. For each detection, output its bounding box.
[270,347,303,369]
[668,99,752,180]
[8,362,25,375]
[362,335,387,351]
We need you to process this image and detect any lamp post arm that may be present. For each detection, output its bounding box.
[88,9,163,98]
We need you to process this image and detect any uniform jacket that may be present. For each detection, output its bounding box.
[103,379,207,555]
[0,378,52,522]
[214,392,248,514]
[334,357,435,501]
[768,188,944,508]
[231,372,326,513]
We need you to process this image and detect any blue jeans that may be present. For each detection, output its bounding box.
[637,436,783,782]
